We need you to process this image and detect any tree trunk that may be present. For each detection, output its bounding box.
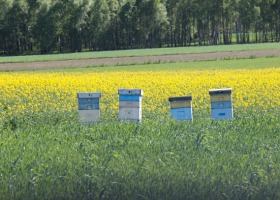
[235,19,239,44]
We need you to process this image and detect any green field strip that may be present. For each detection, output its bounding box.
[0,42,279,63]
[30,56,280,73]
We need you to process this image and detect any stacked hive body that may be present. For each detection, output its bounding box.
[209,88,233,120]
[169,96,193,120]
[118,89,143,121]
[77,92,101,123]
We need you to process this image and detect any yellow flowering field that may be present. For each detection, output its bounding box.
[1,67,279,120]
[0,65,280,200]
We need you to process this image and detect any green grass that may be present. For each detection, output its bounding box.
[0,42,279,63]
[0,108,279,199]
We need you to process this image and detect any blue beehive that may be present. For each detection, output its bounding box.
[209,88,233,120]
[118,89,143,121]
[77,92,101,123]
[168,96,193,120]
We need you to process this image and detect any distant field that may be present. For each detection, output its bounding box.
[0,42,279,63]
[50,56,280,72]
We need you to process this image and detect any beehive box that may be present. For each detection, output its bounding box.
[118,89,143,121]
[209,88,233,120]
[78,110,100,123]
[168,96,193,120]
[77,92,101,123]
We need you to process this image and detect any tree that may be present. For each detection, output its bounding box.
[106,0,121,49]
[237,0,258,43]
[272,0,280,41]
[166,0,180,47]
[119,0,137,48]
[0,0,11,54]
[33,3,57,54]
[258,0,276,42]
[86,0,110,50]
[45,0,88,52]
[208,0,223,45]
[0,0,279,55]
[138,0,169,48]
[1,0,29,54]
[221,0,236,44]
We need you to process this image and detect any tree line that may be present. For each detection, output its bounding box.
[0,0,279,55]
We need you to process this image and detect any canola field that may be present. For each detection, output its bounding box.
[0,57,279,199]
[1,67,279,118]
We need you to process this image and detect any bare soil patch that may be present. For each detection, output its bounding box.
[0,49,279,71]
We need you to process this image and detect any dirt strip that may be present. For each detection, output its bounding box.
[0,49,279,71]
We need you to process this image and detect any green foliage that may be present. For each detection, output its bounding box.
[0,0,279,55]
[33,3,56,53]
[87,0,111,50]
[0,108,279,199]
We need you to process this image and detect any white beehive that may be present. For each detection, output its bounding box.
[77,92,101,123]
[118,89,143,121]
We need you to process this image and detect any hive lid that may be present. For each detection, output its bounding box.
[77,92,101,98]
[209,88,232,95]
[168,96,192,102]
[118,89,143,95]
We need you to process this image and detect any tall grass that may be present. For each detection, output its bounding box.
[0,108,279,199]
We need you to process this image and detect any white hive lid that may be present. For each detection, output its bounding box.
[77,92,101,98]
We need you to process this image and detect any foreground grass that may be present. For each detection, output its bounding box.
[0,108,279,199]
[0,42,279,63]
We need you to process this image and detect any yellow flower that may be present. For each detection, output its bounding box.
[0,68,279,116]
